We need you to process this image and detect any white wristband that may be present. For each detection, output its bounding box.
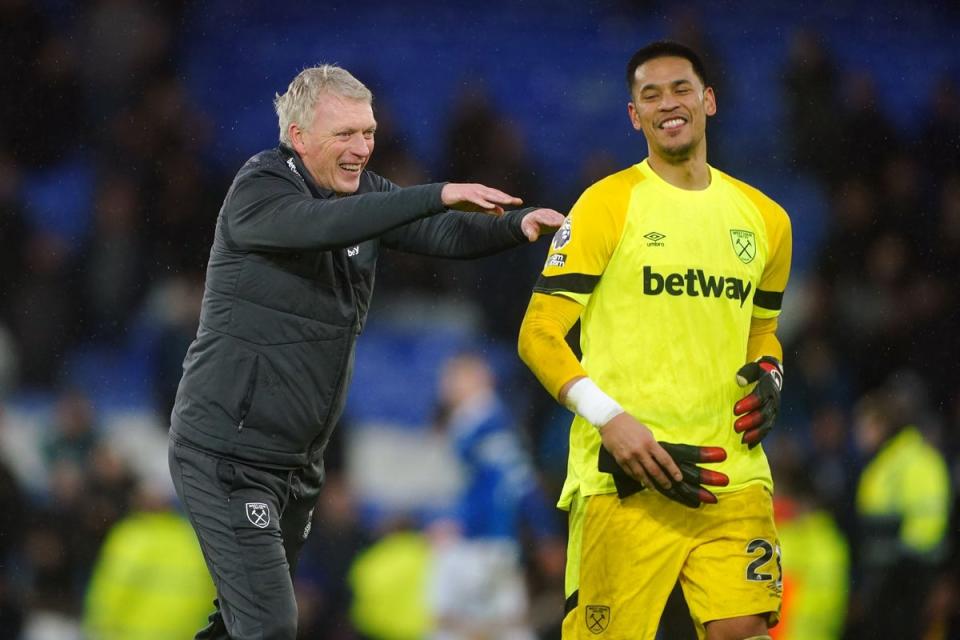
[563,378,624,430]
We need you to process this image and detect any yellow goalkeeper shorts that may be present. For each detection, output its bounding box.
[562,484,781,639]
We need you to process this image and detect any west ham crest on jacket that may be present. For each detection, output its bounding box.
[246,502,270,528]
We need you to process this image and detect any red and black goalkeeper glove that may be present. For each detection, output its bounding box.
[599,442,729,508]
[733,356,783,448]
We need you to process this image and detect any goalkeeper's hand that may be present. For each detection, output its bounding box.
[733,356,783,448]
[599,441,728,508]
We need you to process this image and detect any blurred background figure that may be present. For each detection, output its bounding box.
[847,374,951,640]
[82,479,216,640]
[348,522,433,640]
[429,352,564,640]
[770,447,849,640]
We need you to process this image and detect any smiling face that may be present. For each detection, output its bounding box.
[289,91,376,194]
[627,55,716,163]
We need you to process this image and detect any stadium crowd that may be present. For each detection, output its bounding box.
[0,1,958,638]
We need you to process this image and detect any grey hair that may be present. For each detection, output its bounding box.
[274,64,373,145]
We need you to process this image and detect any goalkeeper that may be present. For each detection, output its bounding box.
[518,41,791,640]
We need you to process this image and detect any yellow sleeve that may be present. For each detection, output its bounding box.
[532,171,632,305]
[746,316,783,363]
[520,170,636,398]
[754,200,792,319]
[518,292,587,400]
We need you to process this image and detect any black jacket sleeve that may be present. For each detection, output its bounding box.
[377,175,532,258]
[222,166,447,252]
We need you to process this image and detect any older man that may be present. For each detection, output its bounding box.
[168,64,563,640]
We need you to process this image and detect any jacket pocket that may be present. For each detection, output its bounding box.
[237,354,260,431]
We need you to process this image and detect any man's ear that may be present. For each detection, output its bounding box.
[627,101,642,131]
[704,87,717,117]
[289,123,306,154]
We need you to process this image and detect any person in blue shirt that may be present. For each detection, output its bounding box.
[430,351,563,639]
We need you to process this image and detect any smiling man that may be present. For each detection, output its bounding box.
[167,64,564,640]
[518,42,793,639]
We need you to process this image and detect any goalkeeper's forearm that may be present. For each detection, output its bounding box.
[517,292,587,400]
[746,316,783,363]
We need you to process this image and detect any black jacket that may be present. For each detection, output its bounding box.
[170,146,532,467]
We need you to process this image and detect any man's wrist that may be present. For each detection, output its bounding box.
[505,207,536,243]
[563,378,624,429]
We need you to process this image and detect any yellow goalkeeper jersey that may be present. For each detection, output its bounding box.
[536,159,792,509]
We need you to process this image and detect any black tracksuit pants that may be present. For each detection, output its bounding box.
[169,435,324,640]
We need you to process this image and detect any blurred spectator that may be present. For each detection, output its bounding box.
[42,390,100,472]
[0,324,18,398]
[142,154,219,279]
[78,173,148,340]
[148,275,204,419]
[807,404,858,533]
[296,471,371,640]
[0,151,29,318]
[847,375,951,639]
[82,479,216,640]
[75,443,137,571]
[772,455,849,640]
[365,105,442,299]
[837,71,901,183]
[0,0,54,163]
[8,233,82,387]
[347,525,433,640]
[816,177,878,284]
[441,83,548,340]
[443,82,540,200]
[364,104,430,189]
[782,28,843,182]
[0,413,26,559]
[877,151,932,247]
[0,579,24,639]
[0,415,26,636]
[14,35,86,167]
[77,0,173,118]
[21,510,83,639]
[429,352,563,639]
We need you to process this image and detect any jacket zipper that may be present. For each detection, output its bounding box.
[237,356,260,432]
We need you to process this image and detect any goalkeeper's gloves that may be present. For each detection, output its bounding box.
[733,356,783,448]
[599,442,728,508]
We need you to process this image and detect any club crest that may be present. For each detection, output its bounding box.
[730,229,756,264]
[585,605,610,634]
[245,502,270,528]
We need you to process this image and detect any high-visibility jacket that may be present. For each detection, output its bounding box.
[774,501,849,640]
[83,510,216,640]
[856,426,951,559]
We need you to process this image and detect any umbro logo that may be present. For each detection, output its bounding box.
[644,231,665,247]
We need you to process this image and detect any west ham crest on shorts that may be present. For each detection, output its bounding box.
[585,604,610,634]
[245,502,270,528]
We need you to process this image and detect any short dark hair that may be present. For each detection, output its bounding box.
[625,41,708,95]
